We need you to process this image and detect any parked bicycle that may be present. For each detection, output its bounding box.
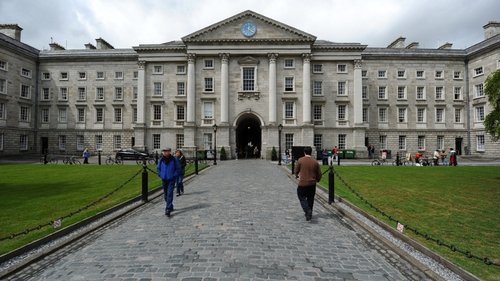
[63,155,81,165]
[39,154,58,164]
[371,157,390,166]
[105,155,123,165]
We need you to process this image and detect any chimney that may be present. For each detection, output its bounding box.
[405,42,419,49]
[387,36,406,48]
[95,38,114,49]
[0,24,22,41]
[438,42,453,50]
[49,42,65,51]
[85,43,96,49]
[483,21,500,39]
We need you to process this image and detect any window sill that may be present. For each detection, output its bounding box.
[202,91,214,94]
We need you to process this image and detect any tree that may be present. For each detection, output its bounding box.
[484,69,500,140]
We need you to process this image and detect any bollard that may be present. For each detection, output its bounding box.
[337,154,341,166]
[396,152,400,166]
[195,149,199,175]
[291,157,295,175]
[98,150,101,165]
[141,159,148,202]
[328,165,335,204]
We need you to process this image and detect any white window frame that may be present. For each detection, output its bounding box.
[337,81,347,96]
[19,106,30,122]
[132,107,137,123]
[133,71,138,79]
[203,133,213,150]
[42,72,50,80]
[398,135,407,150]
[60,72,68,81]
[78,71,87,80]
[175,104,186,121]
[0,133,3,151]
[115,71,124,80]
[0,60,7,71]
[362,70,367,78]
[435,86,445,100]
[133,86,138,100]
[379,135,387,150]
[96,71,105,80]
[416,86,426,100]
[152,104,163,121]
[417,136,426,151]
[58,108,67,123]
[20,84,31,99]
[95,107,104,123]
[417,108,426,123]
[176,65,186,74]
[337,64,347,73]
[95,87,104,100]
[202,101,214,124]
[313,134,322,150]
[312,81,323,96]
[21,68,32,78]
[177,82,185,96]
[435,107,445,123]
[77,87,87,101]
[19,134,28,151]
[416,70,425,79]
[114,87,123,100]
[284,101,296,120]
[312,104,323,123]
[153,82,163,96]
[337,105,347,121]
[454,108,462,123]
[76,135,85,151]
[378,86,387,100]
[475,106,485,122]
[241,67,257,91]
[58,135,66,151]
[0,103,5,120]
[284,76,295,92]
[397,86,407,100]
[176,134,185,149]
[453,71,462,80]
[398,107,407,123]
[378,107,388,123]
[435,70,444,79]
[0,79,5,95]
[204,59,214,69]
[313,64,323,73]
[77,107,85,123]
[284,59,295,69]
[437,136,444,150]
[204,77,214,92]
[338,134,347,150]
[378,70,387,79]
[152,65,163,75]
[474,84,484,98]
[285,133,294,151]
[41,108,50,123]
[362,86,368,99]
[473,66,483,77]
[454,87,463,100]
[113,135,122,150]
[476,135,485,151]
[95,135,103,151]
[59,87,68,101]
[152,134,161,150]
[362,107,368,123]
[114,107,122,123]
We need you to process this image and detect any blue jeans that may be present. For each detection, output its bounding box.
[176,174,184,194]
[162,180,175,211]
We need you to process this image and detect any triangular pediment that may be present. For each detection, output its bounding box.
[182,10,316,44]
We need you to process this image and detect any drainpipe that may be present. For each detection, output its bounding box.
[33,60,40,154]
[465,59,471,155]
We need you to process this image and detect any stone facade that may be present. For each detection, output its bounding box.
[0,12,499,158]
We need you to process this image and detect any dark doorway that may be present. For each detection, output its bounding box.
[41,137,48,154]
[236,115,262,159]
[131,137,135,147]
[455,138,463,155]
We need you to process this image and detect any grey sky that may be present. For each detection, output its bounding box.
[1,0,498,50]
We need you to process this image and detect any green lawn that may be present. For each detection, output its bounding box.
[317,165,500,281]
[0,162,207,255]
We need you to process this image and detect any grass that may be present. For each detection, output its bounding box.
[0,162,207,255]
[317,165,500,281]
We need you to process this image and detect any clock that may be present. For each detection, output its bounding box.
[241,21,257,38]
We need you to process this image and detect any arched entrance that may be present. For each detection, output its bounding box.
[235,113,262,159]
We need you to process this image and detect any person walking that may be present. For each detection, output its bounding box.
[157,148,181,217]
[175,149,187,197]
[82,148,91,164]
[449,148,458,166]
[294,146,322,221]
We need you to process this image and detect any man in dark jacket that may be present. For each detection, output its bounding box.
[175,149,187,196]
[294,146,322,221]
[157,148,181,217]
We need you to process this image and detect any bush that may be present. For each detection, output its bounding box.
[271,146,278,161]
[220,147,228,160]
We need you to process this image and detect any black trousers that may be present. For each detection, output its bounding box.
[297,185,316,214]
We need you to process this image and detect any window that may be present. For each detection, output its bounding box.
[435,108,445,123]
[313,64,323,73]
[284,102,295,119]
[378,70,387,78]
[313,134,322,150]
[96,108,104,123]
[284,59,294,68]
[416,70,425,79]
[378,108,387,122]
[77,108,85,122]
[418,136,426,151]
[115,71,123,79]
[204,78,214,92]
[397,86,406,99]
[337,105,347,120]
[176,134,184,149]
[153,105,162,121]
[133,86,138,100]
[20,135,28,151]
[417,108,426,123]
[435,86,444,100]
[41,108,49,123]
[312,104,322,123]
[153,65,163,74]
[242,67,256,91]
[133,71,138,79]
[0,133,3,151]
[76,135,84,151]
[475,106,485,122]
[59,87,68,101]
[0,60,7,71]
[398,135,406,150]
[474,66,483,77]
[204,59,214,69]
[453,71,462,79]
[58,135,66,150]
[362,70,367,77]
[97,71,105,80]
[285,134,294,150]
[20,85,31,99]
[398,107,407,123]
[58,108,67,123]
[60,72,68,80]
[40,88,49,100]
[378,86,387,99]
[113,135,122,150]
[284,77,294,92]
[153,134,161,150]
[454,87,462,100]
[114,87,123,100]
[133,107,137,123]
[337,81,347,95]
[177,65,186,74]
[475,84,484,97]
[42,72,50,80]
[78,72,86,80]
[379,135,387,150]
[96,87,104,100]
[114,108,122,123]
[176,105,185,121]
[78,87,86,101]
[477,135,485,151]
[437,136,444,150]
[21,68,31,78]
[95,135,103,151]
[0,103,5,119]
[19,106,30,122]
[0,79,5,94]
[153,82,162,96]
[454,108,462,123]
[397,70,406,78]
[338,134,346,149]
[416,86,425,100]
[312,81,322,96]
[337,64,347,73]
[203,102,214,123]
[435,70,443,79]
[362,86,368,99]
[362,107,368,122]
[177,82,185,96]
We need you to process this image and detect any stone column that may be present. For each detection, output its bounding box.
[134,60,146,150]
[268,53,278,125]
[353,60,363,125]
[186,53,196,123]
[302,54,312,124]
[220,53,229,124]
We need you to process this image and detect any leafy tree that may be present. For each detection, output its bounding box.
[484,69,500,140]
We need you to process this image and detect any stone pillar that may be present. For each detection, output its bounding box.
[302,54,312,124]
[134,60,146,150]
[186,53,196,123]
[268,53,278,125]
[353,60,363,125]
[220,53,229,124]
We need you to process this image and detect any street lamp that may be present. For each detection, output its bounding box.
[278,124,283,165]
[213,123,218,165]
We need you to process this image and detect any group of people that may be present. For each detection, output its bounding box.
[415,147,458,166]
[320,146,339,166]
[156,148,187,217]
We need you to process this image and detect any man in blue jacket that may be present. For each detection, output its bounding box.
[157,147,181,217]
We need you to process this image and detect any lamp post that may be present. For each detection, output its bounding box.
[278,124,283,165]
[213,124,217,165]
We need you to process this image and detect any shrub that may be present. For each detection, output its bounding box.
[220,147,228,160]
[271,146,278,161]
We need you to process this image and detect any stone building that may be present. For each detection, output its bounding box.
[0,11,499,158]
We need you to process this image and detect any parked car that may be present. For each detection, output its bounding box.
[115,148,149,160]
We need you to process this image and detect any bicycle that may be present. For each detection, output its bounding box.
[105,155,123,165]
[63,155,81,165]
[40,154,58,164]
[371,157,390,166]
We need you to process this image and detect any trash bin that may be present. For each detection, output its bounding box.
[338,150,346,159]
[344,150,356,159]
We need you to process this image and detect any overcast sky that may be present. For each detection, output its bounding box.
[1,0,498,50]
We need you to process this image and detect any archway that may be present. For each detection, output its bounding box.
[235,114,262,159]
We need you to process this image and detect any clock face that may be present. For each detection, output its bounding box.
[241,21,257,37]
